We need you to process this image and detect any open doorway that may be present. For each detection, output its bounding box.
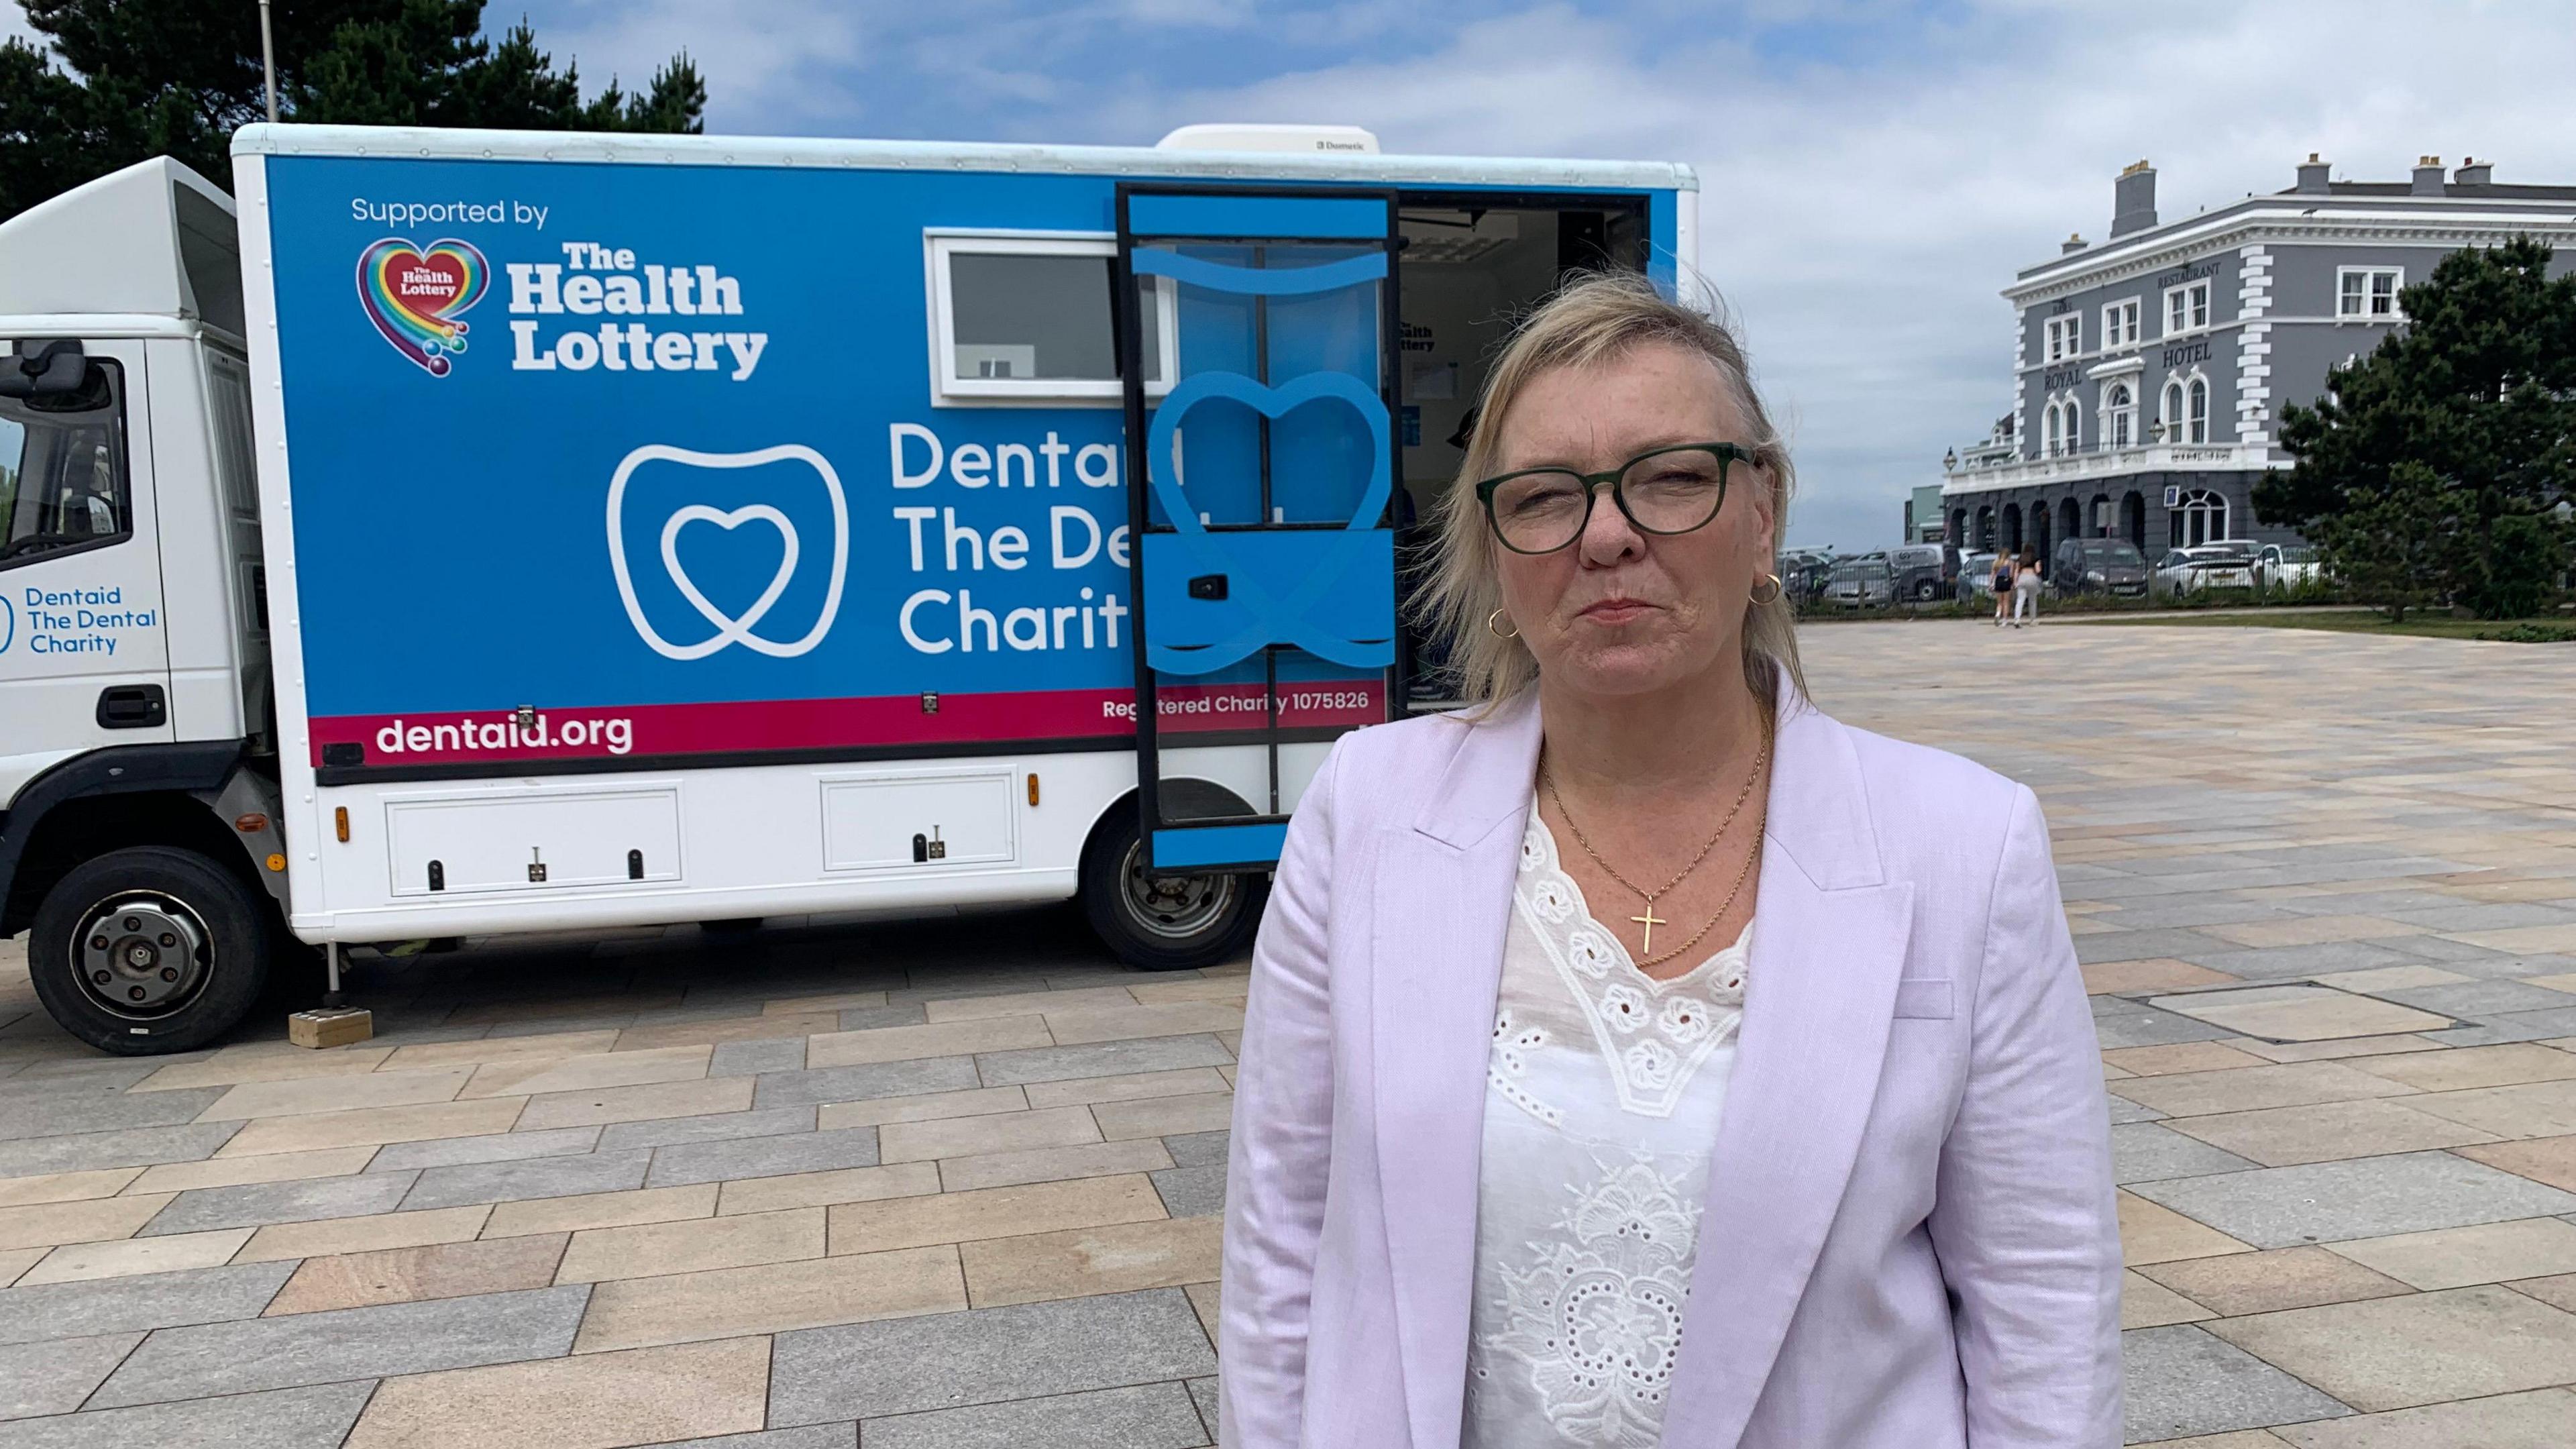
[1388,195,1647,702]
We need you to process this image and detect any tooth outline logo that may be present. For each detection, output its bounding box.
[356,237,490,376]
[606,444,848,660]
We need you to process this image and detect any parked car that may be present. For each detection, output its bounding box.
[1779,549,1836,603]
[2255,543,2322,590]
[2153,544,2259,596]
[1886,543,1957,602]
[2051,537,2151,598]
[1827,555,1894,607]
[1957,550,2000,601]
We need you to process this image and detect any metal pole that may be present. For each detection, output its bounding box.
[258,0,280,123]
[324,940,343,1009]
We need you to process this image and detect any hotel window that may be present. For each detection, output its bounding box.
[2337,266,2404,321]
[2102,299,2140,350]
[2163,280,2211,335]
[2186,377,2209,443]
[2043,399,2063,456]
[2105,383,2137,449]
[2161,380,2184,440]
[2045,315,2082,362]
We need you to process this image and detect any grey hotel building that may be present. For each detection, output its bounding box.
[1939,155,2576,559]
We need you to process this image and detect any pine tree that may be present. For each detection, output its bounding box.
[2255,238,2576,618]
[0,0,706,220]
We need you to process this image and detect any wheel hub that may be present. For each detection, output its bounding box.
[76,896,210,1018]
[1120,842,1238,941]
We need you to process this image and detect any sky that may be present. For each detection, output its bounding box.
[13,1,2576,549]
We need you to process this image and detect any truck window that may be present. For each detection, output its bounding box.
[926,235,1169,404]
[0,360,128,568]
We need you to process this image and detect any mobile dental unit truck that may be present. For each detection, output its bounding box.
[0,122,1694,1054]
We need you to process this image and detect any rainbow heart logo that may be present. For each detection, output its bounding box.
[355,237,490,376]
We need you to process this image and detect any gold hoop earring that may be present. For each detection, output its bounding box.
[1487,608,1519,640]
[1749,572,1784,606]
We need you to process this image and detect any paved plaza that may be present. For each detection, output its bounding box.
[2,619,2575,1446]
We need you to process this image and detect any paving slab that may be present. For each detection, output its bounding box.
[0,1381,374,1448]
[2127,1152,2576,1248]
[343,1336,769,1449]
[142,1170,421,1235]
[2208,1284,2576,1412]
[2112,1124,2261,1184]
[571,1245,963,1352]
[2269,1387,2576,1448]
[768,1287,1216,1424]
[367,1126,604,1172]
[85,1283,590,1408]
[645,1127,881,1188]
[399,1150,653,1211]
[858,1381,1211,1448]
[0,1087,225,1144]
[2147,987,2452,1044]
[973,1037,1236,1087]
[2138,1247,2412,1318]
[0,1261,298,1346]
[2118,1325,2351,1444]
[2327,1216,2576,1291]
[267,1233,570,1316]
[0,1333,142,1421]
[0,1124,240,1179]
[749,1060,983,1110]
[596,1106,818,1152]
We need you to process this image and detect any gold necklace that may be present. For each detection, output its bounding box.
[1542,718,1772,968]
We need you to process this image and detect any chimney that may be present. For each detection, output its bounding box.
[2061,231,2088,256]
[2294,152,2331,195]
[2411,156,2446,196]
[2455,156,2493,186]
[2111,160,2157,237]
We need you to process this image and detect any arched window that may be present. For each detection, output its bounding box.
[2052,398,2080,454]
[2044,398,2063,457]
[2106,383,2136,449]
[2186,376,2209,443]
[2174,488,2228,546]
[2161,380,2185,441]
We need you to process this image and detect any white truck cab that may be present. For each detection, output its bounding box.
[1,160,299,1051]
[1,128,1695,1055]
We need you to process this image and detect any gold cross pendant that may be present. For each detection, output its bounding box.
[1631,902,1667,955]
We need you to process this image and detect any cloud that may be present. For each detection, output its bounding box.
[1035,0,2576,547]
[500,0,2576,547]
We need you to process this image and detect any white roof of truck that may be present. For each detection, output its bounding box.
[0,157,244,335]
[233,123,1696,193]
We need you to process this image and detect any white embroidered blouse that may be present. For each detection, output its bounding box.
[1461,797,1754,1448]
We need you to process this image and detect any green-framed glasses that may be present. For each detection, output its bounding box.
[1475,442,1749,555]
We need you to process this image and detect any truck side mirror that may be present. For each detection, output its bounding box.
[0,339,89,400]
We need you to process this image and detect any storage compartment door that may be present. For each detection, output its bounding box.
[820,769,1017,872]
[386,788,682,896]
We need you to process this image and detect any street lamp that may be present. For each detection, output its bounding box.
[259,1,280,122]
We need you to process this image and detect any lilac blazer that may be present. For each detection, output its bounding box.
[1219,691,2121,1448]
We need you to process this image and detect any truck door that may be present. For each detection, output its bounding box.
[1114,186,1402,872]
[0,339,175,789]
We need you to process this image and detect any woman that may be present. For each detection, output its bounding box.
[1992,547,2017,625]
[1221,274,2118,1448]
[2012,548,2044,627]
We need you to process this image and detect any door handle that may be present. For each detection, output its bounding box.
[1187,574,1229,601]
[96,684,167,729]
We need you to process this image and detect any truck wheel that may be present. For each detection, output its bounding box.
[1079,810,1266,971]
[1913,578,1940,602]
[28,847,272,1056]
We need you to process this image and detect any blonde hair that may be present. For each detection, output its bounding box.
[1417,271,1806,709]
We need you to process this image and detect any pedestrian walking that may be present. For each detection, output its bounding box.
[1991,548,2016,625]
[2010,548,2042,627]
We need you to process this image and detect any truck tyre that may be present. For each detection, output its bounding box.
[1080,810,1266,971]
[1913,578,1940,602]
[28,847,272,1056]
